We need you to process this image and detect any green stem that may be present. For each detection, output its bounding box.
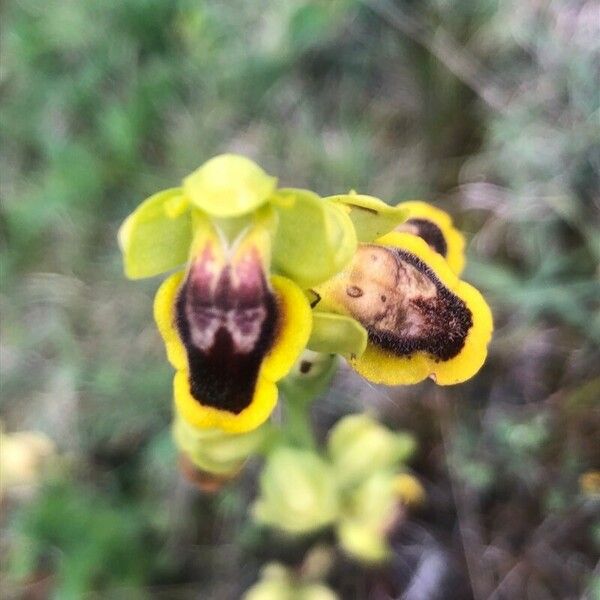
[283,391,317,450]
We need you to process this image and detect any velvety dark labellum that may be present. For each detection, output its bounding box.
[405,218,448,257]
[175,262,277,414]
[367,249,471,361]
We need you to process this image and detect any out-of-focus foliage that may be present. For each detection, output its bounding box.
[1,0,598,598]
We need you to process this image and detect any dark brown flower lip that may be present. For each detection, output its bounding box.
[175,250,279,415]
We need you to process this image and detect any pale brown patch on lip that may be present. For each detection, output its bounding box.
[334,244,472,361]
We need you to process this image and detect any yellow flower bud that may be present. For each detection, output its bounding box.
[172,413,266,477]
[337,472,399,563]
[327,414,416,488]
[393,472,426,507]
[0,424,55,498]
[243,563,338,600]
[253,448,339,535]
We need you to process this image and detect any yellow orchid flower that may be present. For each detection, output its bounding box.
[313,232,492,385]
[154,214,312,433]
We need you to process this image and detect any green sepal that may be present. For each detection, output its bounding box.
[325,193,408,242]
[279,351,339,401]
[271,188,357,288]
[118,188,192,279]
[173,415,267,476]
[183,154,277,218]
[308,312,368,358]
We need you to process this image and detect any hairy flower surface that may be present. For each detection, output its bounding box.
[119,154,493,440]
[313,232,492,385]
[154,216,311,433]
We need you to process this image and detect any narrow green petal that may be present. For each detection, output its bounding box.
[308,312,367,358]
[118,188,192,279]
[326,193,408,242]
[183,154,277,218]
[272,188,357,288]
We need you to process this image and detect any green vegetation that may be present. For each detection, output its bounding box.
[1,1,598,597]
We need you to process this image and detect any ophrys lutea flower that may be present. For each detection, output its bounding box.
[154,212,312,433]
[118,155,359,435]
[313,229,492,385]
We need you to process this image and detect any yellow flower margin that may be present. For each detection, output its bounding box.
[397,201,466,275]
[319,232,492,386]
[154,271,312,433]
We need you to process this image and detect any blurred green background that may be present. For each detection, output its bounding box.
[1,0,598,598]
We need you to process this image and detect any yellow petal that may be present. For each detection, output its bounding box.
[118,188,192,279]
[174,369,278,433]
[153,271,187,371]
[261,275,312,381]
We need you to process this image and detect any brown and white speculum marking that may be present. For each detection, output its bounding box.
[336,245,472,361]
[397,218,448,257]
[175,244,277,414]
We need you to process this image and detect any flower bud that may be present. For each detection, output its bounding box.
[393,472,426,507]
[337,471,399,563]
[243,563,338,600]
[172,414,266,477]
[327,414,416,488]
[0,424,56,499]
[253,448,339,535]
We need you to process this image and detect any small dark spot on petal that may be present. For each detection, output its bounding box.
[381,295,387,302]
[347,285,364,298]
[300,360,312,374]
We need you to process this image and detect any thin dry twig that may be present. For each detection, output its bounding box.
[360,0,510,113]
[434,390,494,600]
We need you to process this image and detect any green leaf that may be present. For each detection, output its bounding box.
[308,312,367,357]
[272,189,357,287]
[118,188,192,279]
[326,193,408,242]
[183,154,277,218]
